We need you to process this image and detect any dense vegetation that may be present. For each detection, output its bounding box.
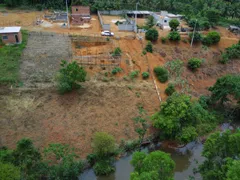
[131,151,175,180]
[0,30,28,84]
[0,138,84,180]
[220,41,240,64]
[199,130,240,180]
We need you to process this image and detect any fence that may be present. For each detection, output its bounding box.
[98,11,111,30]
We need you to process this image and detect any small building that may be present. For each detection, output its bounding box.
[44,11,68,22]
[71,6,91,25]
[154,11,183,29]
[0,27,22,44]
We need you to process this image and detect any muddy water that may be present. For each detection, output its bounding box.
[80,142,204,180]
[80,122,238,180]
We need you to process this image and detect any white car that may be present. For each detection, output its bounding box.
[101,30,114,36]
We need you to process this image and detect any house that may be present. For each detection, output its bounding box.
[0,27,22,44]
[71,6,91,25]
[153,11,183,29]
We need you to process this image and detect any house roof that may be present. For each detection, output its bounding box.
[0,27,21,33]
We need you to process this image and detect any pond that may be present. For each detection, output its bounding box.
[80,141,204,180]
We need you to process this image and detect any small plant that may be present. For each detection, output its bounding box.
[129,70,139,80]
[202,45,208,51]
[142,50,147,55]
[182,39,188,43]
[145,28,159,41]
[112,47,122,56]
[161,37,167,43]
[165,83,175,96]
[168,31,181,41]
[142,72,149,79]
[154,66,169,83]
[93,159,115,175]
[188,58,202,71]
[111,67,122,75]
[135,92,141,98]
[145,41,153,53]
[106,37,110,41]
[202,31,221,46]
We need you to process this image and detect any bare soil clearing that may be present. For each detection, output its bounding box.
[0,81,159,157]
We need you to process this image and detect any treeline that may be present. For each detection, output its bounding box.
[2,0,240,19]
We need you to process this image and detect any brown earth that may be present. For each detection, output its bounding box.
[0,81,159,158]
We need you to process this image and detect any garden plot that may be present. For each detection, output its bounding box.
[20,32,72,87]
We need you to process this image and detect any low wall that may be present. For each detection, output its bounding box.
[98,11,111,30]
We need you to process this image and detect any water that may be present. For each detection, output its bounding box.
[80,122,239,180]
[80,142,204,180]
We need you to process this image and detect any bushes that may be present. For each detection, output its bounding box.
[145,41,153,53]
[165,83,175,96]
[92,132,115,157]
[145,28,159,41]
[189,32,202,43]
[57,60,87,94]
[169,19,180,30]
[142,72,149,79]
[202,31,221,46]
[161,37,167,43]
[188,58,202,71]
[112,47,122,56]
[178,126,198,144]
[112,67,122,75]
[129,70,139,80]
[220,41,240,64]
[168,31,181,41]
[93,159,115,175]
[154,66,169,83]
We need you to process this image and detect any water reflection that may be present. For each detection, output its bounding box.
[80,142,204,180]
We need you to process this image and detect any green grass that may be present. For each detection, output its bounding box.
[0,30,28,84]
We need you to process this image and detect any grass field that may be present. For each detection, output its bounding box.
[0,30,28,84]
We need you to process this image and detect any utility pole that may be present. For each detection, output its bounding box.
[190,19,197,47]
[135,2,139,33]
[66,0,70,29]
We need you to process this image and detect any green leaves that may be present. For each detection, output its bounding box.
[131,151,175,180]
[169,19,180,31]
[145,28,159,41]
[57,60,87,94]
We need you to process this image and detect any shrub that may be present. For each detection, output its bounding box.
[93,159,115,175]
[169,19,180,30]
[145,41,153,53]
[142,50,147,55]
[168,31,181,41]
[87,153,97,166]
[154,66,169,83]
[92,132,115,157]
[189,32,202,43]
[145,28,159,41]
[165,83,175,96]
[202,31,221,46]
[129,70,139,80]
[220,42,240,64]
[112,47,122,56]
[188,58,202,71]
[57,60,87,94]
[111,67,122,75]
[142,72,149,79]
[161,37,167,43]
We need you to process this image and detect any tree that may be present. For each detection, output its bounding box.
[165,83,175,96]
[220,41,240,64]
[145,28,159,41]
[168,31,181,41]
[205,8,221,26]
[188,58,202,71]
[145,41,153,53]
[209,75,240,104]
[44,143,84,180]
[199,130,240,180]
[177,126,198,144]
[189,32,202,43]
[0,162,20,180]
[131,151,175,180]
[154,66,169,83]
[226,160,240,180]
[169,19,180,30]
[92,132,115,157]
[57,60,87,94]
[146,15,155,29]
[202,31,221,46]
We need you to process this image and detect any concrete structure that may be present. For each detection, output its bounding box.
[71,6,91,25]
[0,27,22,44]
[44,11,68,22]
[153,11,183,29]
